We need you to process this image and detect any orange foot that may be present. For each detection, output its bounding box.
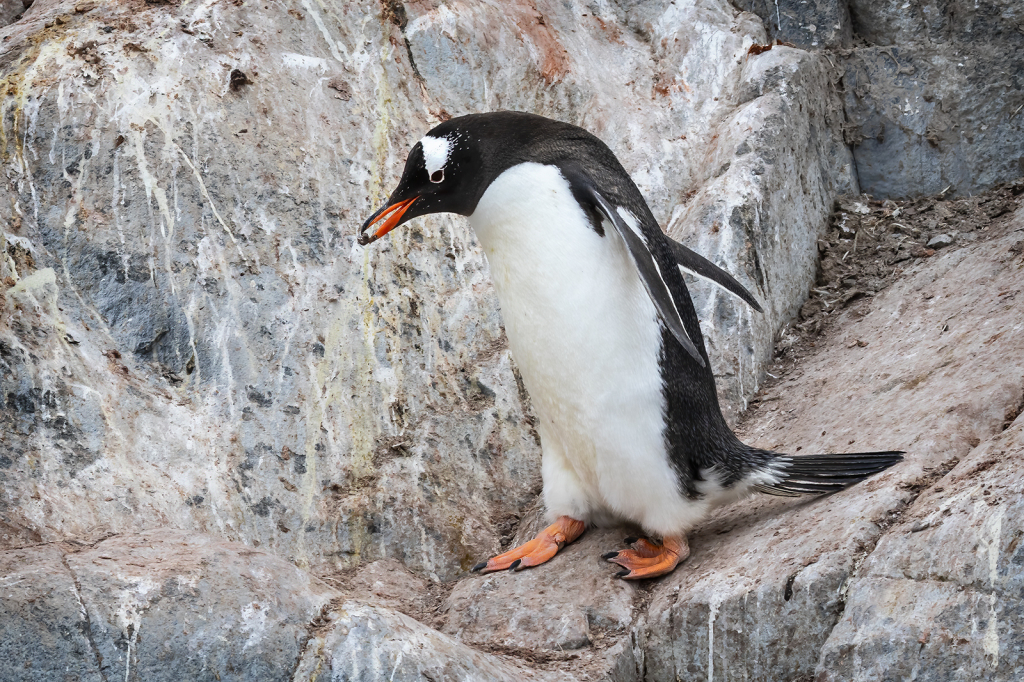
[472,516,586,573]
[602,535,690,580]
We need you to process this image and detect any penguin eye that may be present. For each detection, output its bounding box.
[430,169,444,183]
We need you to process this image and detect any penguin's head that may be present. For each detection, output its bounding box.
[358,112,603,245]
[358,121,484,245]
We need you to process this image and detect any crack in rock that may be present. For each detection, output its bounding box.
[59,549,109,682]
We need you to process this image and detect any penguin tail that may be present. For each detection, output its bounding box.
[753,451,904,497]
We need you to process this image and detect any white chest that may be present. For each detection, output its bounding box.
[468,163,667,476]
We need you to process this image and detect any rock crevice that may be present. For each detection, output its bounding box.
[58,548,110,682]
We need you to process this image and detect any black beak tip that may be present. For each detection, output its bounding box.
[357,231,374,246]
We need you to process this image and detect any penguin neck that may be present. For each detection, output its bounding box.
[469,162,581,259]
[467,162,618,314]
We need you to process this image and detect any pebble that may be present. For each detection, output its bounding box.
[927,233,955,249]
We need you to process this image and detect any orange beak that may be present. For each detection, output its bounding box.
[357,196,418,245]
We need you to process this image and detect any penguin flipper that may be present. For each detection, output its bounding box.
[585,187,706,367]
[754,451,905,496]
[665,239,764,313]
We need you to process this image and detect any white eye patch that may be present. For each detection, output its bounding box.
[420,135,451,178]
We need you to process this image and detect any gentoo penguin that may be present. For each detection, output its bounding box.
[358,112,902,579]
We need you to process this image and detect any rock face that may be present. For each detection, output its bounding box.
[0,0,28,28]
[818,419,1024,681]
[736,0,1024,198]
[842,0,1024,198]
[0,0,545,582]
[0,0,851,580]
[444,527,637,652]
[2,0,1023,680]
[732,0,854,49]
[5,197,1019,681]
[646,194,1024,682]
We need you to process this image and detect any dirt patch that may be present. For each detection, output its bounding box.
[764,178,1024,371]
[319,558,455,630]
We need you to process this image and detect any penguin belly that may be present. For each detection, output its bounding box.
[469,162,709,536]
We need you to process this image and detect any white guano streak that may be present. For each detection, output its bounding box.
[707,594,721,682]
[979,503,1004,663]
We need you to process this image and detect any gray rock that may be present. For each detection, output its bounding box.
[0,0,546,582]
[0,545,103,682]
[640,489,899,681]
[841,0,1024,198]
[293,601,566,682]
[0,529,556,682]
[664,45,858,421]
[0,0,27,28]
[641,204,1024,681]
[0,530,333,682]
[444,528,637,651]
[732,0,853,49]
[736,0,1024,198]
[66,530,336,682]
[927,233,955,249]
[817,414,1024,681]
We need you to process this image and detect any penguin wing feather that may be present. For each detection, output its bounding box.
[664,239,763,313]
[585,187,706,368]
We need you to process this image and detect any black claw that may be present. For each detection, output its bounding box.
[508,559,522,572]
[623,536,638,545]
[472,562,488,573]
[615,569,630,578]
[602,551,620,560]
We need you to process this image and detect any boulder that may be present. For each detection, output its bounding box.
[0,0,27,28]
[444,527,637,652]
[738,0,1024,198]
[293,600,564,682]
[0,528,555,682]
[731,0,854,49]
[843,0,1024,197]
[643,198,1024,681]
[817,416,1024,681]
[0,544,101,682]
